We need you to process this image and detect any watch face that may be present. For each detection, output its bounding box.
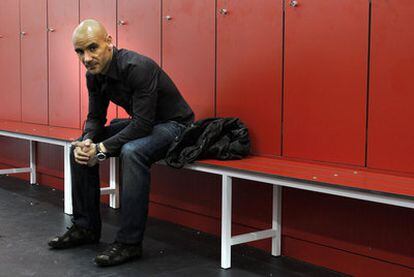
[97,152,106,161]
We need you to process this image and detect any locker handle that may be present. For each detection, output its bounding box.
[20,31,26,37]
[117,20,126,26]
[219,8,228,15]
[165,15,172,21]
[290,0,298,7]
[48,28,55,32]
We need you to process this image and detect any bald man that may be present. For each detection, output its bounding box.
[48,19,194,267]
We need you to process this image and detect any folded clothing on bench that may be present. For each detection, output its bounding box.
[165,117,250,168]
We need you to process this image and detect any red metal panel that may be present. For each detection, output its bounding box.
[80,0,117,126]
[117,0,161,119]
[283,0,369,166]
[162,0,215,120]
[217,0,283,156]
[20,0,48,124]
[118,0,161,63]
[48,0,80,129]
[283,189,414,272]
[368,1,414,174]
[0,0,21,121]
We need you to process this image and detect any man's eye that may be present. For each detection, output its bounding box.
[89,46,97,52]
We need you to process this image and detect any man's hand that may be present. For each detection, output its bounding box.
[72,139,97,166]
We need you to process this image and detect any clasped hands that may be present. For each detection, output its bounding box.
[72,139,99,167]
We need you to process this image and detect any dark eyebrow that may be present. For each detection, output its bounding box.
[87,43,99,49]
[75,42,99,53]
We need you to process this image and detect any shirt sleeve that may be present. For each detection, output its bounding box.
[102,63,159,154]
[82,74,109,141]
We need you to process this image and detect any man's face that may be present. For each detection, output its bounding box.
[73,32,113,75]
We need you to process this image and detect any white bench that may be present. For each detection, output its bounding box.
[0,120,120,214]
[162,157,414,269]
[2,119,414,269]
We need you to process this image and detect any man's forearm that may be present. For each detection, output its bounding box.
[98,142,107,153]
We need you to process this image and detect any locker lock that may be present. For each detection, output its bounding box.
[219,8,228,15]
[290,0,299,7]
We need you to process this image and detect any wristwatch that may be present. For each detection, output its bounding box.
[95,143,107,162]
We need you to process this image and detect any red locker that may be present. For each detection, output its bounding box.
[80,0,117,125]
[20,0,48,124]
[162,0,215,120]
[48,0,80,129]
[283,0,369,166]
[368,0,414,174]
[118,0,161,63]
[117,0,161,118]
[0,0,21,121]
[217,0,283,156]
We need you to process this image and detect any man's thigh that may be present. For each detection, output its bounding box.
[119,121,183,164]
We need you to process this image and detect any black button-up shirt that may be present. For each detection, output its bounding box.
[82,48,194,154]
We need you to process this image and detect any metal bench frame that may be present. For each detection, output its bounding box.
[182,162,414,269]
[0,130,120,214]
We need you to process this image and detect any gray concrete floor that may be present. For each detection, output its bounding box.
[0,176,345,277]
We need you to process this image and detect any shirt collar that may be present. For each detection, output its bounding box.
[101,47,120,80]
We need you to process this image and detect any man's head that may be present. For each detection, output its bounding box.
[72,19,113,75]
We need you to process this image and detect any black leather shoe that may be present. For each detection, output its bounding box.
[48,225,100,249]
[94,242,142,267]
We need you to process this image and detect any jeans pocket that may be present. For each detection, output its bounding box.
[168,121,186,138]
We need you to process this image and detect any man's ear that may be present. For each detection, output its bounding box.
[106,34,113,50]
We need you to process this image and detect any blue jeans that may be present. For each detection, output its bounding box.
[70,119,185,244]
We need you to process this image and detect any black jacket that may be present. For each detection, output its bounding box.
[165,117,250,168]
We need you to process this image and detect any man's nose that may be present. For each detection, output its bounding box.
[84,51,92,63]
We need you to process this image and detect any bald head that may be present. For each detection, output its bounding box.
[72,19,108,43]
[72,19,113,75]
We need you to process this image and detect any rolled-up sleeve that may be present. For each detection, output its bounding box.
[102,63,159,154]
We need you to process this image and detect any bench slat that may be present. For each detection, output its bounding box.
[0,120,82,142]
[197,157,414,198]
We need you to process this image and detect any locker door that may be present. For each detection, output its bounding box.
[118,0,161,118]
[48,0,80,129]
[163,0,215,119]
[80,0,117,125]
[283,0,369,165]
[0,0,21,121]
[21,0,48,124]
[217,0,283,156]
[368,0,414,173]
[118,0,161,63]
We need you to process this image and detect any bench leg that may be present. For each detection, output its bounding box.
[109,157,120,209]
[221,175,232,269]
[63,142,73,215]
[272,185,282,256]
[29,140,37,185]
